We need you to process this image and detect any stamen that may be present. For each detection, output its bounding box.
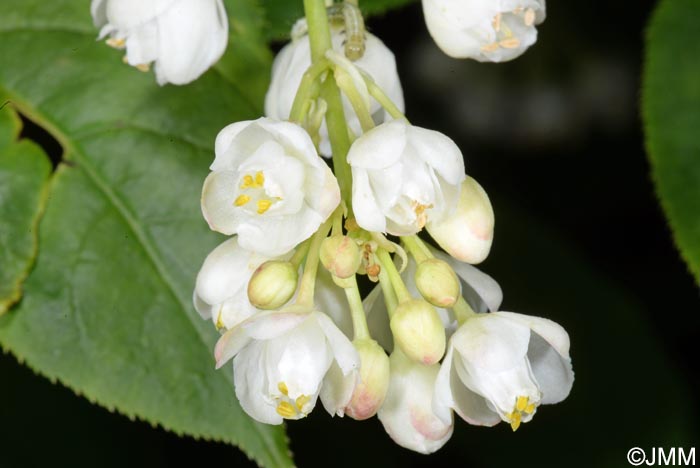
[241,175,255,189]
[516,396,529,412]
[255,171,265,187]
[215,311,225,331]
[295,394,311,411]
[276,401,297,418]
[234,194,251,206]
[278,382,289,396]
[524,403,536,414]
[510,412,522,431]
[499,38,521,49]
[257,199,272,214]
[481,42,500,53]
[106,37,126,49]
[524,8,536,26]
[492,13,502,32]
[134,63,150,72]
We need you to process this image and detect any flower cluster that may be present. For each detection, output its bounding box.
[92,0,573,455]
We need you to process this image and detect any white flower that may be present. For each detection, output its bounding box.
[348,120,466,236]
[201,118,340,257]
[433,311,574,431]
[377,350,453,454]
[422,0,546,62]
[427,176,495,265]
[192,237,293,331]
[91,0,228,85]
[264,25,404,156]
[214,306,360,424]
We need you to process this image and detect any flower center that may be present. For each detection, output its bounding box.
[411,200,433,229]
[274,381,312,419]
[504,395,538,431]
[234,170,282,215]
[481,7,537,53]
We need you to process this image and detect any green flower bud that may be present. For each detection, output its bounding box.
[247,261,298,310]
[390,299,446,365]
[346,339,390,420]
[415,258,460,308]
[320,235,361,279]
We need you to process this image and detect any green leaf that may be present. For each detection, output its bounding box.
[0,1,292,466]
[643,0,700,284]
[0,106,51,314]
[260,0,417,40]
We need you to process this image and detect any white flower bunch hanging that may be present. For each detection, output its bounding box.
[102,0,577,455]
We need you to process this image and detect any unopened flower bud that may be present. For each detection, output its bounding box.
[427,176,494,265]
[247,261,298,310]
[320,235,361,279]
[414,258,461,308]
[346,339,390,420]
[390,299,446,365]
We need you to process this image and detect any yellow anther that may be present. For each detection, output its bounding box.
[106,37,126,49]
[135,63,150,72]
[234,194,251,206]
[255,171,265,187]
[499,38,521,49]
[295,394,311,411]
[525,403,536,414]
[516,396,529,412]
[276,401,297,418]
[241,175,255,189]
[524,8,536,26]
[215,311,225,331]
[492,13,502,31]
[509,412,522,432]
[481,42,500,53]
[278,382,289,396]
[257,199,272,214]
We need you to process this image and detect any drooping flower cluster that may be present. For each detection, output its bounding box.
[91,0,572,455]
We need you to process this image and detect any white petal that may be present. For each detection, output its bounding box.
[315,268,353,338]
[319,362,358,417]
[378,351,453,454]
[106,0,176,29]
[527,332,574,405]
[213,120,255,171]
[451,314,530,371]
[346,120,407,170]
[351,167,387,233]
[233,342,283,424]
[91,0,108,27]
[192,290,213,320]
[200,170,240,235]
[314,312,360,375]
[193,237,255,306]
[153,0,228,85]
[495,311,571,358]
[406,125,465,186]
[446,348,501,426]
[124,21,159,66]
[362,284,393,352]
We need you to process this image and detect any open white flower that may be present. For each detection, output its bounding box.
[433,311,574,431]
[91,0,228,85]
[265,25,404,156]
[378,350,453,454]
[193,237,293,331]
[422,0,546,62]
[214,306,359,424]
[201,118,340,256]
[348,120,466,236]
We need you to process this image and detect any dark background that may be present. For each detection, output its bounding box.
[1,1,698,467]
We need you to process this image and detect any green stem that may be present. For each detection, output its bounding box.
[344,275,370,340]
[289,59,330,123]
[453,296,477,324]
[296,219,333,306]
[376,249,411,303]
[304,0,333,61]
[361,71,407,121]
[377,261,398,317]
[401,235,432,263]
[290,238,312,268]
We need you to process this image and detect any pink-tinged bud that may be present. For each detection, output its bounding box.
[427,176,494,264]
[320,235,362,279]
[247,261,298,310]
[414,258,460,308]
[346,339,390,420]
[390,299,446,365]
